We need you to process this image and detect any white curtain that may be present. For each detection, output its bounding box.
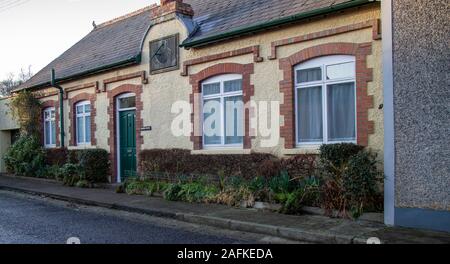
[203,98,222,145]
[327,82,356,141]
[85,116,91,143]
[297,86,323,143]
[77,116,84,143]
[225,96,244,144]
[224,80,242,93]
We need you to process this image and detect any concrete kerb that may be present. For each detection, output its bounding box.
[0,183,375,244]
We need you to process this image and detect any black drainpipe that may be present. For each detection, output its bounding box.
[50,69,65,148]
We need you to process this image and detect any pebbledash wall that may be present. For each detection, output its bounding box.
[0,3,384,184]
[383,0,450,233]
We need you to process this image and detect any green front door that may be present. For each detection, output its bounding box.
[119,110,137,181]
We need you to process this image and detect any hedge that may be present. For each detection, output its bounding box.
[44,148,110,183]
[140,149,317,181]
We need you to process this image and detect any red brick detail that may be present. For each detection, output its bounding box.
[189,63,255,150]
[151,0,194,19]
[68,93,97,147]
[102,71,148,92]
[41,100,60,148]
[65,82,99,98]
[181,46,263,76]
[269,19,381,60]
[35,91,59,99]
[107,84,143,183]
[279,42,375,148]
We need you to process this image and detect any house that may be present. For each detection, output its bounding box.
[1,0,384,183]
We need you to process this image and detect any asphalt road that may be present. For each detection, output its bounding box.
[0,190,265,244]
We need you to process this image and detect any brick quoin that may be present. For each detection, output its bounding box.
[189,63,255,150]
[41,100,60,148]
[107,84,143,183]
[279,42,375,149]
[68,93,97,146]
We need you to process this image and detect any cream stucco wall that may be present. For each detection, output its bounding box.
[0,130,11,173]
[0,97,20,131]
[6,4,383,164]
[0,97,20,173]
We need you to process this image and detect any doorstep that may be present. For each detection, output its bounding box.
[0,174,449,244]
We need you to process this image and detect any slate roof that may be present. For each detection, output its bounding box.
[18,0,373,90]
[16,7,153,90]
[183,0,366,47]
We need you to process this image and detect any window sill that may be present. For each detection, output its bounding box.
[191,149,251,155]
[44,145,57,149]
[283,147,320,156]
[69,144,95,150]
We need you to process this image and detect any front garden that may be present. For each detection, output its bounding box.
[119,144,383,219]
[3,90,110,188]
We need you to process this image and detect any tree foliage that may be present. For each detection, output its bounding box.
[0,66,33,96]
[9,90,42,137]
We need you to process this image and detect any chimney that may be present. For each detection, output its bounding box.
[161,0,181,5]
[151,0,194,25]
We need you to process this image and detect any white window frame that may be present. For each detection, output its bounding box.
[116,93,137,183]
[75,101,91,145]
[294,55,357,147]
[201,74,244,149]
[43,107,56,148]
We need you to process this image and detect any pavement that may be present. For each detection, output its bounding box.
[0,190,255,244]
[0,174,449,244]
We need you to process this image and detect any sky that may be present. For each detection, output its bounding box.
[0,0,158,80]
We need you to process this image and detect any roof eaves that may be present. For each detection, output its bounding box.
[14,55,142,92]
[181,0,376,48]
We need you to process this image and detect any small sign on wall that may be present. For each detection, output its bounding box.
[141,126,152,132]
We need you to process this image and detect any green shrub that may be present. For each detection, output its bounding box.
[178,183,219,203]
[125,179,156,196]
[249,176,266,192]
[140,149,282,180]
[43,165,64,180]
[44,148,68,167]
[160,181,219,203]
[319,143,364,173]
[280,154,317,179]
[8,90,42,138]
[76,149,110,183]
[225,176,247,189]
[76,180,90,188]
[61,163,82,187]
[318,144,382,218]
[3,136,45,177]
[269,171,294,194]
[279,190,304,214]
[343,151,383,217]
[279,176,321,214]
[163,183,183,201]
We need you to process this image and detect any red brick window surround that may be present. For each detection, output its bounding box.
[279,42,374,149]
[68,93,97,146]
[41,100,60,148]
[189,63,255,150]
[107,84,143,183]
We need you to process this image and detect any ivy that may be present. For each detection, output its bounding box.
[8,90,42,137]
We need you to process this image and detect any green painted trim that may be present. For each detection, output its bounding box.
[181,0,376,48]
[15,55,142,92]
[51,69,65,148]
